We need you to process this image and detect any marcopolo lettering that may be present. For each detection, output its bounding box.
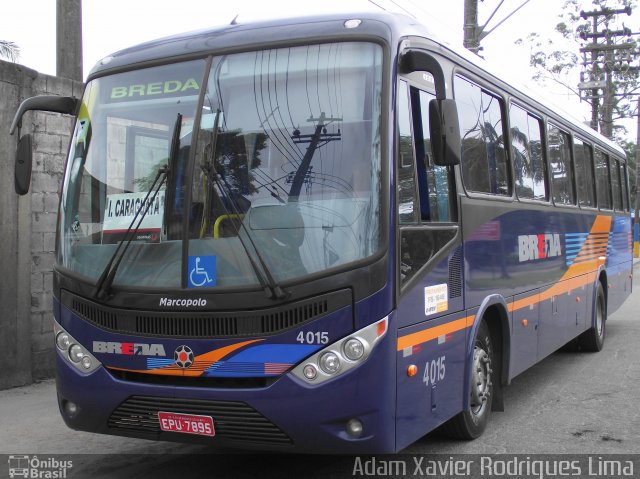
[110,78,200,99]
[518,233,562,262]
[93,341,166,356]
[159,297,208,307]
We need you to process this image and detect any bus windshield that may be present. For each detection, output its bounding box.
[58,42,383,290]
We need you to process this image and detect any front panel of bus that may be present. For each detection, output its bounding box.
[52,40,405,453]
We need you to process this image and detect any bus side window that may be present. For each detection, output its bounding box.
[397,80,417,225]
[509,104,547,201]
[574,138,596,207]
[622,164,630,212]
[410,87,455,222]
[610,158,623,212]
[595,149,612,210]
[548,124,575,205]
[454,76,510,196]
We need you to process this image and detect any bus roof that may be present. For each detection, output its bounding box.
[87,10,625,158]
[86,11,409,78]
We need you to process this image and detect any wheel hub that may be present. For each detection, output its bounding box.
[596,299,604,337]
[470,346,492,415]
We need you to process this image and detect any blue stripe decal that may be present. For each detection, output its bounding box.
[207,361,265,373]
[565,233,589,266]
[203,344,319,377]
[225,344,320,363]
[147,358,174,368]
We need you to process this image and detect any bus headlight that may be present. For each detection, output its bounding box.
[81,356,93,370]
[319,352,341,374]
[302,364,318,380]
[68,344,84,363]
[343,338,365,361]
[56,332,71,350]
[54,321,101,374]
[291,316,388,385]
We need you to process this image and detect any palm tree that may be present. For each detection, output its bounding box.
[0,40,19,62]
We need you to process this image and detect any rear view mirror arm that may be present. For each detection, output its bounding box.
[9,95,79,135]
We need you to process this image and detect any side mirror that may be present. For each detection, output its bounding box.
[9,95,79,195]
[429,99,461,166]
[15,134,33,195]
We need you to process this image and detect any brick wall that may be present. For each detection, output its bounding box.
[0,60,82,388]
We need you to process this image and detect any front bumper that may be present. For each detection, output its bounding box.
[55,319,397,454]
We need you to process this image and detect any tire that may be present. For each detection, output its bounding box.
[578,282,606,352]
[442,320,494,439]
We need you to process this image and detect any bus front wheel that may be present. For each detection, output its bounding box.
[443,320,494,439]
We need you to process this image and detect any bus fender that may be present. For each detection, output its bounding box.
[462,295,511,413]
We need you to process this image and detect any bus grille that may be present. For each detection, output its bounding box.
[108,396,292,445]
[448,248,463,298]
[61,289,351,338]
[71,298,118,330]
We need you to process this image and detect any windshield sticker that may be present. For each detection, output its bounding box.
[98,60,204,104]
[188,255,217,288]
[424,284,448,316]
[73,101,91,148]
[102,191,165,244]
[110,78,200,100]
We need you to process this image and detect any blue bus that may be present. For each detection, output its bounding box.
[10,10,633,453]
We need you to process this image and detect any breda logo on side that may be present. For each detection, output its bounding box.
[518,234,562,262]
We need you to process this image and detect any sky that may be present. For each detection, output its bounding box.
[1,0,639,142]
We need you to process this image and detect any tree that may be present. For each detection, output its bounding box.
[517,0,639,143]
[0,40,19,62]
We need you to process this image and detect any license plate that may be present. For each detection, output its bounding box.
[158,411,215,437]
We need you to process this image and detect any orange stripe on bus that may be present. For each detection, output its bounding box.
[397,215,613,352]
[193,339,263,365]
[108,339,264,377]
[396,315,473,351]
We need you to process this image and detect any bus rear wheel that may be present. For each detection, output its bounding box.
[442,320,494,439]
[578,282,606,352]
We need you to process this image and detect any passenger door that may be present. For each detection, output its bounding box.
[396,75,462,328]
[395,69,465,450]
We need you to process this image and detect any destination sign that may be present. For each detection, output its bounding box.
[102,191,165,244]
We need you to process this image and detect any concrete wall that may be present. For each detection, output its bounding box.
[0,59,82,389]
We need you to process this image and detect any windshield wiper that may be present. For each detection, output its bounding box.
[93,114,182,300]
[201,110,288,300]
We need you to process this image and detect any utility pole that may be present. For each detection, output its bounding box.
[288,112,341,200]
[463,0,531,55]
[578,5,637,138]
[464,0,481,54]
[56,0,83,81]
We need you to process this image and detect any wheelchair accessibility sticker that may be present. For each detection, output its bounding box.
[188,256,216,288]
